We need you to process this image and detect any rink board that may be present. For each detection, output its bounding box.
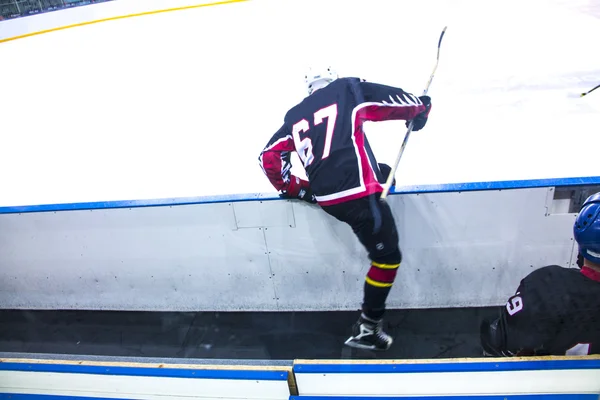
[292,357,600,397]
[0,356,599,399]
[1,177,599,312]
[0,358,292,400]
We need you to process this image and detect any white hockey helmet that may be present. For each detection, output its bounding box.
[305,66,338,95]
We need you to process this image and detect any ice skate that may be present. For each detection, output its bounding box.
[344,313,393,351]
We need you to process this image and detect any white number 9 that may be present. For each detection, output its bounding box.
[506,294,523,316]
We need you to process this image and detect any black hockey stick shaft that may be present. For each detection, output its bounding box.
[380,26,447,200]
[581,83,600,97]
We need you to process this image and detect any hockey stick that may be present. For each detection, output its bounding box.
[380,26,447,200]
[581,83,600,97]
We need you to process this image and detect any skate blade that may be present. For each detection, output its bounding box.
[344,337,390,351]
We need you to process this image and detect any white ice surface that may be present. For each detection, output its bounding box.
[0,0,599,207]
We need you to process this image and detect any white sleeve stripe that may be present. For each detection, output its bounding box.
[262,135,293,153]
[354,100,420,110]
[403,94,419,105]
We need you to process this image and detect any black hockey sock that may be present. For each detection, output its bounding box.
[362,281,392,321]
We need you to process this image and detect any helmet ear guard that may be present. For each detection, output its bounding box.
[573,192,600,265]
[576,251,584,268]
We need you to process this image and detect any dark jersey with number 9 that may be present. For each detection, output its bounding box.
[259,77,427,206]
[482,265,600,356]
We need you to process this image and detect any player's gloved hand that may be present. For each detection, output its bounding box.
[280,175,317,204]
[406,95,432,132]
[296,187,317,204]
[378,163,396,186]
[279,189,317,204]
[480,318,509,357]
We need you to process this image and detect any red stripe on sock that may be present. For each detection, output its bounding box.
[367,264,398,284]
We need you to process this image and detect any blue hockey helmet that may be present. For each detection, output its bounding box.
[574,192,600,264]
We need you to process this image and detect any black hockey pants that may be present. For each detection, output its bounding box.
[321,193,402,320]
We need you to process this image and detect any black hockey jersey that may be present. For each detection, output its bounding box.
[258,77,427,206]
[481,265,600,356]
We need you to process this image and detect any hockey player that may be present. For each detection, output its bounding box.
[480,192,600,356]
[258,67,432,350]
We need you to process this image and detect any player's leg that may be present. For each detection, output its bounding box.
[321,194,401,350]
[350,194,400,350]
[358,195,401,319]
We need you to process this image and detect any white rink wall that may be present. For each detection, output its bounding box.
[0,184,597,312]
[0,358,292,400]
[0,356,599,399]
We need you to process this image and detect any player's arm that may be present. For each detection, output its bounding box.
[357,81,432,131]
[481,273,556,357]
[258,124,316,203]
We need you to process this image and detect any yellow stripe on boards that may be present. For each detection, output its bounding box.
[0,0,249,44]
[371,261,400,269]
[365,276,393,288]
[0,357,291,371]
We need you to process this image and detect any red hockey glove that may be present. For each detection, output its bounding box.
[280,175,317,204]
[406,95,432,132]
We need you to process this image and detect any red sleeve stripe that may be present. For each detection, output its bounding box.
[259,135,294,191]
[354,100,425,123]
[259,135,292,173]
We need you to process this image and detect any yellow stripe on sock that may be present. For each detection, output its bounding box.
[365,276,393,288]
[371,261,400,269]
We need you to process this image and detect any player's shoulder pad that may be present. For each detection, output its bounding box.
[524,264,573,283]
[284,96,310,122]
